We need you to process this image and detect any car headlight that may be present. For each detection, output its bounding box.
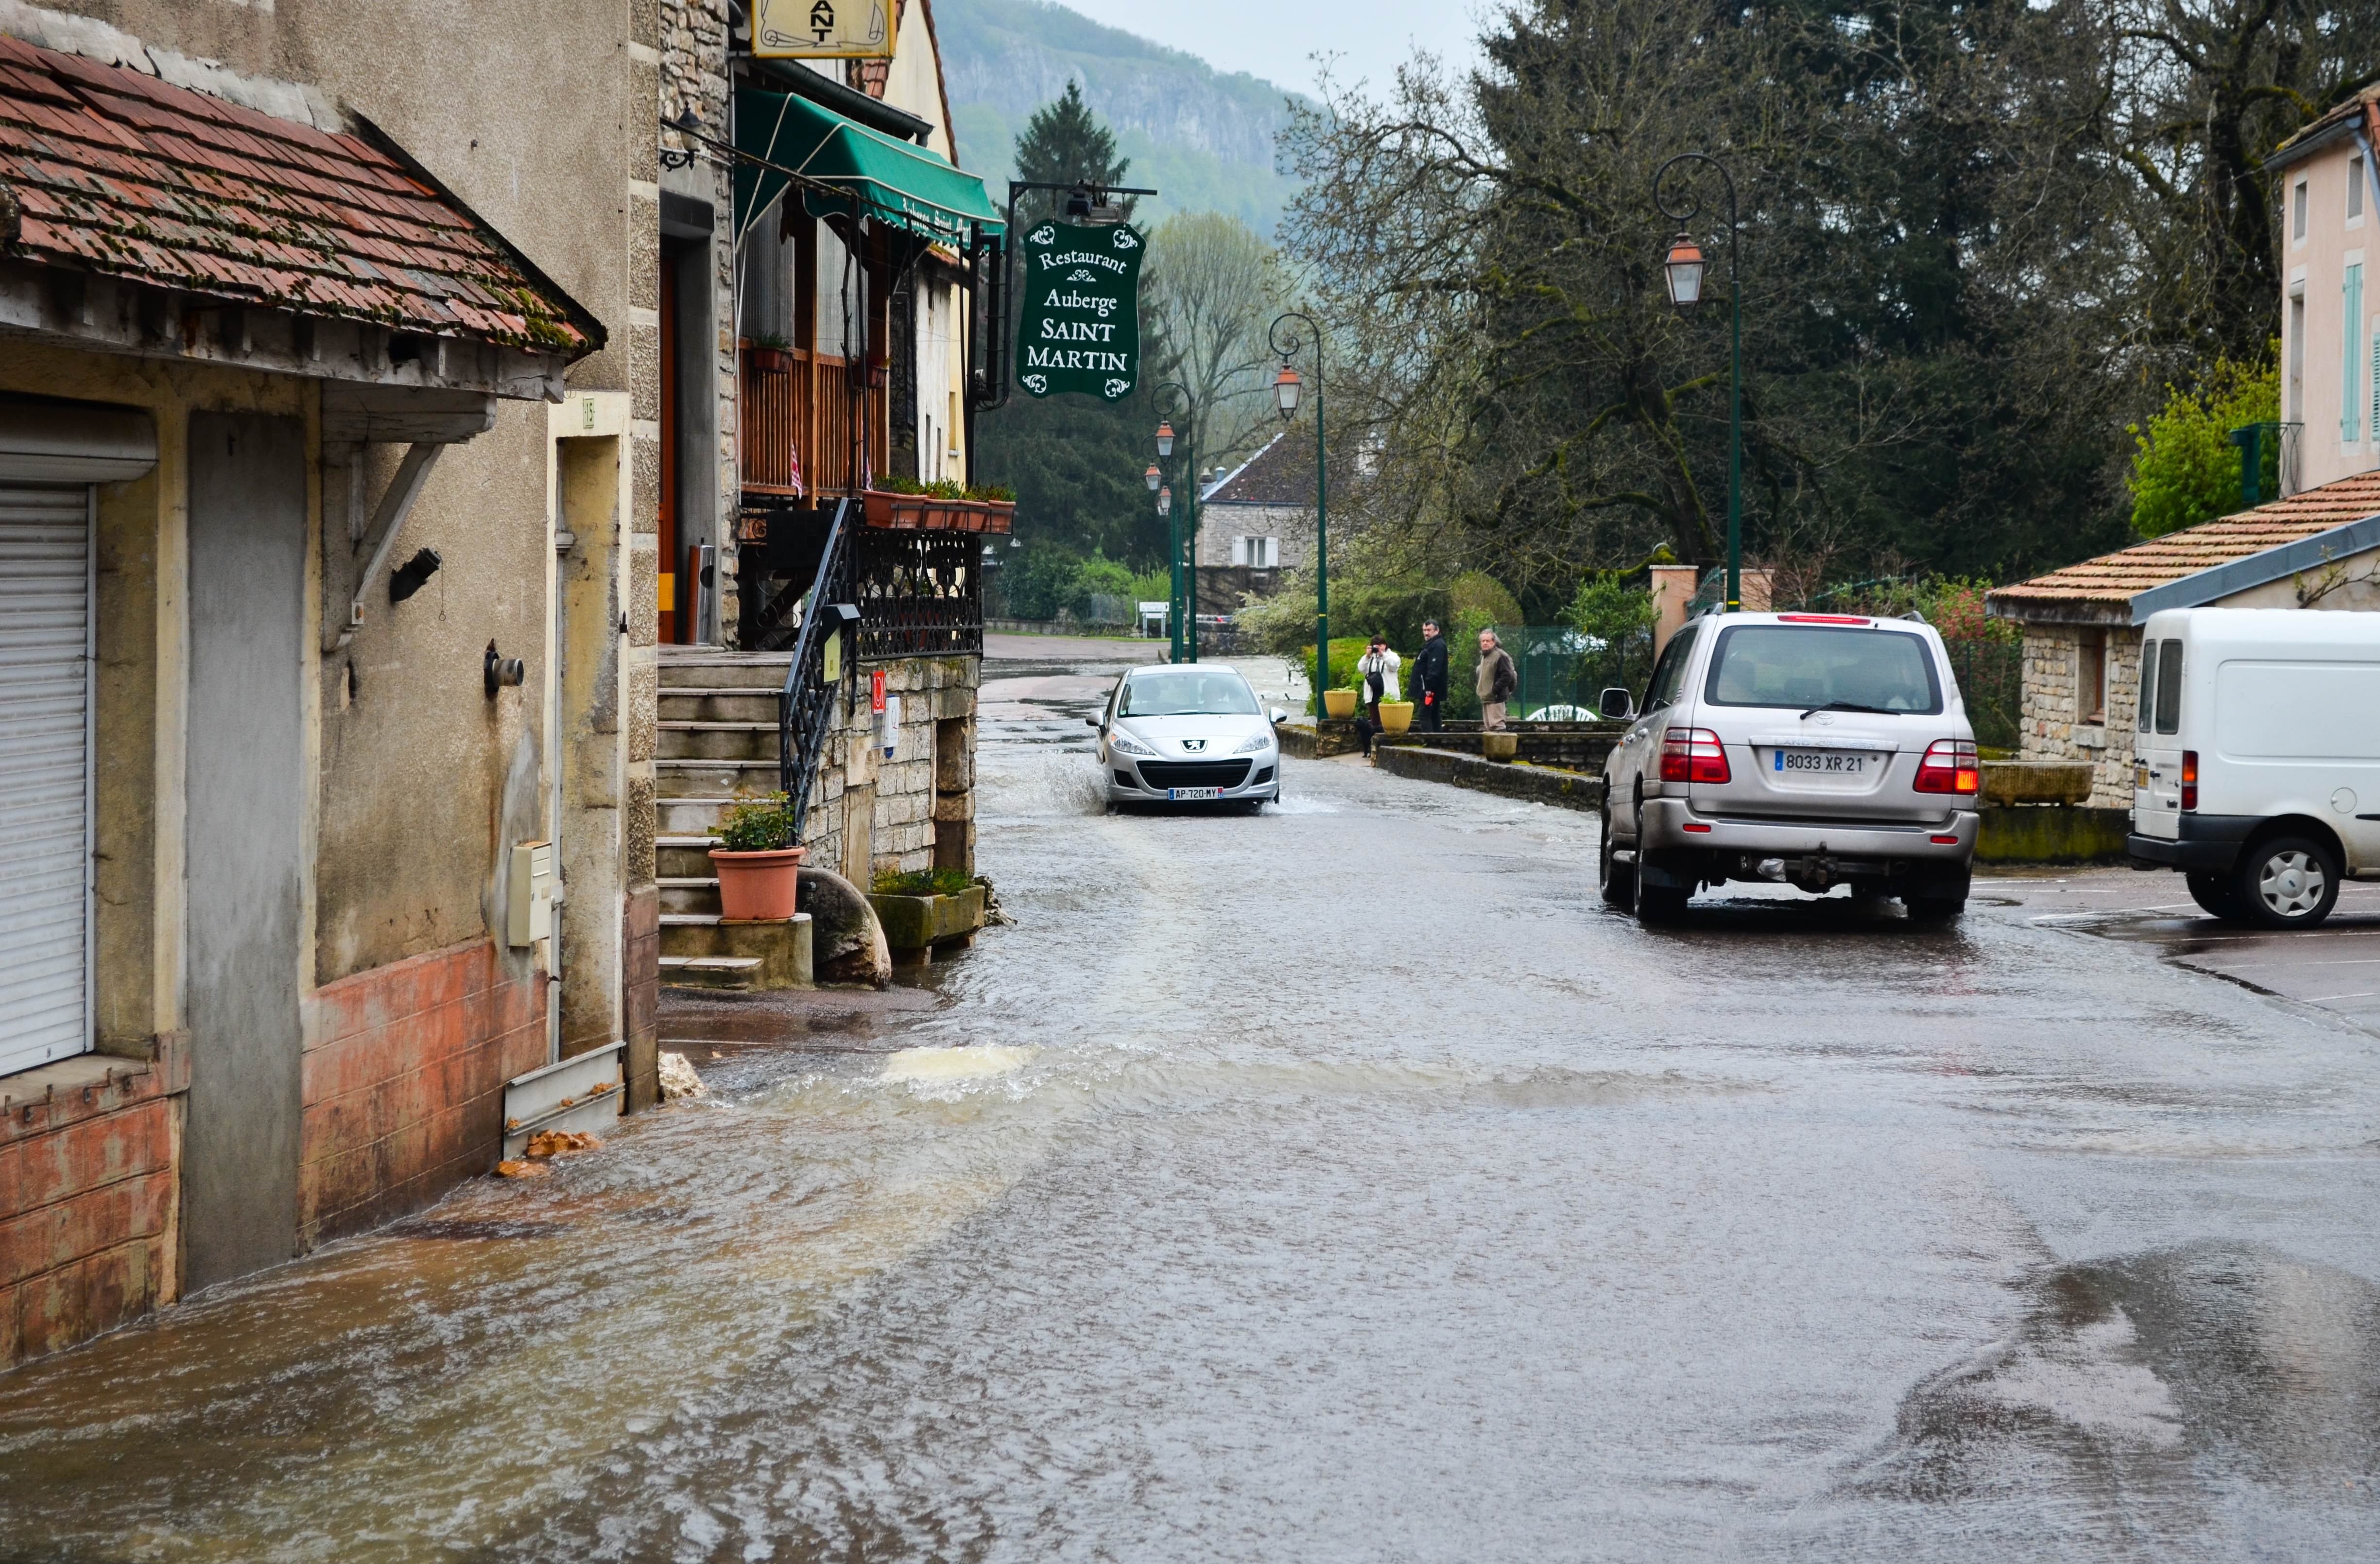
[1109,732,1156,756]
[1231,732,1273,755]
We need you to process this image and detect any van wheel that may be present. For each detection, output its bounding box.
[2185,870,2246,921]
[1599,800,1635,907]
[2234,836,2341,930]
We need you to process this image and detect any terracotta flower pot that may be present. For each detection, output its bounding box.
[1323,689,1359,719]
[710,846,806,920]
[1377,701,1414,734]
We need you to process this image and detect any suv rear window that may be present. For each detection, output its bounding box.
[1702,625,1943,713]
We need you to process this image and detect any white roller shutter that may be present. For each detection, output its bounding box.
[0,482,93,1074]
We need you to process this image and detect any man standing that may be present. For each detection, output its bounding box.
[1413,620,1449,731]
[1477,628,1518,731]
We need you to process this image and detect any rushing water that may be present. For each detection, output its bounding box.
[4,649,2380,1561]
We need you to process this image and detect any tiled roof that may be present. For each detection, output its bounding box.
[2271,84,2380,169]
[1205,433,1324,507]
[0,34,596,355]
[1989,469,2380,619]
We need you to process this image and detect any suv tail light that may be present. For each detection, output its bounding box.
[1914,739,1980,795]
[1659,727,1732,784]
[2181,750,2197,812]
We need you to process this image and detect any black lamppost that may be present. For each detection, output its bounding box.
[1269,313,1324,709]
[1653,153,1742,613]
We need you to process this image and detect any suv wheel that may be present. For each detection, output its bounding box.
[1905,893,1965,923]
[1632,800,1690,925]
[2185,870,2246,921]
[1599,799,1635,908]
[2234,835,2341,930]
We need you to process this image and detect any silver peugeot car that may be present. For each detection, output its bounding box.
[1599,611,1981,923]
[1089,664,1286,808]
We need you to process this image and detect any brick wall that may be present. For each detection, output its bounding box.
[297,939,545,1251]
[0,1037,187,1371]
[2018,625,2144,806]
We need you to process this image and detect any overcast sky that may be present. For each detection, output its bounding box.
[1052,0,1490,100]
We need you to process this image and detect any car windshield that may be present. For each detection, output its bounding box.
[1117,670,1260,717]
[1703,626,1942,713]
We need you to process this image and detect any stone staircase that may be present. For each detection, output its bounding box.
[655,648,811,990]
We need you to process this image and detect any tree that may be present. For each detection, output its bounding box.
[1012,80,1134,224]
[2127,357,2281,538]
[1141,212,1284,476]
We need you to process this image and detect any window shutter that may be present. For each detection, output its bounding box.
[2347,265,2365,444]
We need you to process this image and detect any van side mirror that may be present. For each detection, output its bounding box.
[1599,687,1634,721]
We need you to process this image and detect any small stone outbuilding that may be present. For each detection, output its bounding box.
[1988,471,2380,804]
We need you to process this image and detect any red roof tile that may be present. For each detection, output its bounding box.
[0,37,594,356]
[1989,469,2380,615]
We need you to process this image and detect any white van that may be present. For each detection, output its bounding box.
[2130,607,2380,928]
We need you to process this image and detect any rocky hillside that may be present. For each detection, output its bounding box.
[931,0,1303,233]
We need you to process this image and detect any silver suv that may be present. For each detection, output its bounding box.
[1598,611,1981,923]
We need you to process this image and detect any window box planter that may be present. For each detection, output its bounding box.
[866,884,987,952]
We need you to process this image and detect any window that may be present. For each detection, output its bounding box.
[2295,180,2310,241]
[2290,292,2308,421]
[2077,630,2106,725]
[2154,639,2184,735]
[1118,669,1259,716]
[1701,625,1944,713]
[1645,625,1697,711]
[1232,536,1277,568]
[2137,640,2156,732]
[2347,264,2366,445]
[2355,156,2367,222]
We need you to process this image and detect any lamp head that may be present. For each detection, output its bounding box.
[1274,364,1302,420]
[1662,231,1707,309]
[1157,485,1172,517]
[1144,463,1161,493]
[1155,420,1175,459]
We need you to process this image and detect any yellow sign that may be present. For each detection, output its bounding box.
[753,0,897,58]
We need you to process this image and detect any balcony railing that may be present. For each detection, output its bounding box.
[739,343,878,500]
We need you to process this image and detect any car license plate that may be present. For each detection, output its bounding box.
[1169,786,1221,800]
[1773,749,1870,777]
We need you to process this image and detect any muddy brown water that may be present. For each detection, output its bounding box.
[3,652,2379,1560]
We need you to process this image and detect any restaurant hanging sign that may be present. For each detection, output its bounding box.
[1015,221,1144,402]
[752,0,897,58]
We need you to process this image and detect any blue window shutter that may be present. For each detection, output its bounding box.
[2347,265,2365,444]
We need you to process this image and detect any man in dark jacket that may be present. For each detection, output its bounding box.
[1477,628,1518,730]
[1412,620,1450,730]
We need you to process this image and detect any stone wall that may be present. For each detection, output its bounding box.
[2017,626,2143,807]
[800,656,981,888]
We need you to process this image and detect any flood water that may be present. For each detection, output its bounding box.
[4,644,2380,1561]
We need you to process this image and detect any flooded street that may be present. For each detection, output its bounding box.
[6,641,2380,1561]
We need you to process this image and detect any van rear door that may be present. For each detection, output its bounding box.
[2134,634,2183,839]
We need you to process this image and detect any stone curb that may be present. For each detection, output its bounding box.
[1368,744,1605,812]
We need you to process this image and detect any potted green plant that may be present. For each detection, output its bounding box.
[710,792,804,920]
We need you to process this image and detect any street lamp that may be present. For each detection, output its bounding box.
[1653,155,1742,613]
[1268,316,1325,715]
[1145,384,1199,662]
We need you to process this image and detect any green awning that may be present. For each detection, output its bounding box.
[733,87,1004,247]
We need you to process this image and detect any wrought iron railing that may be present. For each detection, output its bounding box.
[853,530,984,660]
[779,498,854,842]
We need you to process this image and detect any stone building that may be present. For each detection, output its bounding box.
[0,0,683,1370]
[1987,471,2380,805]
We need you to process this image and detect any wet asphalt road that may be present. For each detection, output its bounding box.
[2,640,2379,1561]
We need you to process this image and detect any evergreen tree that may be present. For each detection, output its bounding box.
[1012,80,1134,223]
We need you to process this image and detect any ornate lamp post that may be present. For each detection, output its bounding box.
[1269,313,1324,710]
[1146,385,1200,662]
[1653,154,1742,612]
